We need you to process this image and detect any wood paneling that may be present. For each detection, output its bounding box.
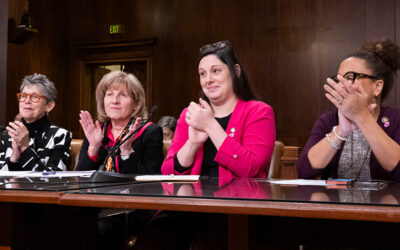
[4,0,400,146]
[68,0,400,146]
[0,0,8,125]
[7,0,70,131]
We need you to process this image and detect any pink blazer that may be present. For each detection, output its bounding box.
[161,99,276,179]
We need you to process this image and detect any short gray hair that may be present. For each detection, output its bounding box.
[157,116,177,132]
[20,73,57,102]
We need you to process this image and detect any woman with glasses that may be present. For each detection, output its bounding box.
[161,41,276,179]
[297,38,400,181]
[0,73,72,171]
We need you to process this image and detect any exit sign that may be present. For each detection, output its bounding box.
[109,24,123,34]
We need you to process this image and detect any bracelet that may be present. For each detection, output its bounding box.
[332,126,347,141]
[326,133,341,150]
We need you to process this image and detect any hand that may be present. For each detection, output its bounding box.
[324,75,372,124]
[119,117,141,155]
[337,110,357,138]
[6,121,30,152]
[79,111,103,156]
[185,99,214,131]
[9,139,21,163]
[187,125,208,145]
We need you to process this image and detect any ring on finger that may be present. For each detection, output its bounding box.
[338,97,344,105]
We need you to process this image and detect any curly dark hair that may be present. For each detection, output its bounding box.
[348,38,400,100]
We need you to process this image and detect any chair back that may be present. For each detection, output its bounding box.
[268,141,301,179]
[163,140,172,157]
[268,141,285,179]
[69,139,83,171]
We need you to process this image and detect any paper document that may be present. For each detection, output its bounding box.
[135,175,200,182]
[0,171,32,177]
[267,179,329,186]
[0,170,95,178]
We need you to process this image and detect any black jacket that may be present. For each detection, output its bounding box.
[0,116,72,171]
[76,123,163,174]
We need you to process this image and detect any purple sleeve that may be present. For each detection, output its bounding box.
[296,111,341,179]
[370,106,400,181]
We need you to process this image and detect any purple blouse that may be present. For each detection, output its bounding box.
[296,106,400,181]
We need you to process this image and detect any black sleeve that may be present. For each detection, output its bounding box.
[119,124,163,174]
[76,137,106,171]
[174,154,190,173]
[0,132,21,171]
[17,129,72,171]
[0,132,8,170]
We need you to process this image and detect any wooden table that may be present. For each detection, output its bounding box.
[1,177,400,249]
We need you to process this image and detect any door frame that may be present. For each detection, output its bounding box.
[73,39,155,138]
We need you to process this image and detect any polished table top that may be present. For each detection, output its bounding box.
[2,177,399,250]
[1,176,399,207]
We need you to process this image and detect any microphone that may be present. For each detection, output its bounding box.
[90,106,158,183]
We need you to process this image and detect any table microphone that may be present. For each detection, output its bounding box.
[90,105,158,183]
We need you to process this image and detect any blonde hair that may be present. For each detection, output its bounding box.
[96,71,148,122]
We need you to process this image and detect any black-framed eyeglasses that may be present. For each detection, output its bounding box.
[330,71,380,83]
[17,92,46,103]
[199,40,231,53]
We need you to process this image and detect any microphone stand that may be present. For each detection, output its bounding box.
[90,106,158,183]
[89,121,147,183]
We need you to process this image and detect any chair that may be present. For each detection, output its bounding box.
[267,141,301,179]
[69,139,83,171]
[268,141,285,179]
[163,140,171,157]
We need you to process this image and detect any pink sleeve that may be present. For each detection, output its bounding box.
[214,103,276,177]
[161,109,192,175]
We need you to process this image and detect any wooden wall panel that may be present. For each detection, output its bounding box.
[7,0,70,131]
[0,0,8,125]
[4,0,400,146]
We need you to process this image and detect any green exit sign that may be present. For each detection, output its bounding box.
[109,24,123,34]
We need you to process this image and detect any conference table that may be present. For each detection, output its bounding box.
[1,175,400,249]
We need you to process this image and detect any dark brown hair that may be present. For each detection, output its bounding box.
[348,38,400,100]
[198,41,256,102]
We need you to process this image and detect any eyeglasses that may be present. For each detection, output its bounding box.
[17,92,47,103]
[199,40,231,53]
[330,71,379,83]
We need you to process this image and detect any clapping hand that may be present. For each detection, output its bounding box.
[79,111,103,156]
[119,117,141,155]
[325,75,375,135]
[185,99,213,144]
[6,120,30,162]
[186,99,214,131]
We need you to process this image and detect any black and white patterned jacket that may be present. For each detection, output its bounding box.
[0,116,72,171]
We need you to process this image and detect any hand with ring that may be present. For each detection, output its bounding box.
[6,121,30,152]
[324,74,371,123]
